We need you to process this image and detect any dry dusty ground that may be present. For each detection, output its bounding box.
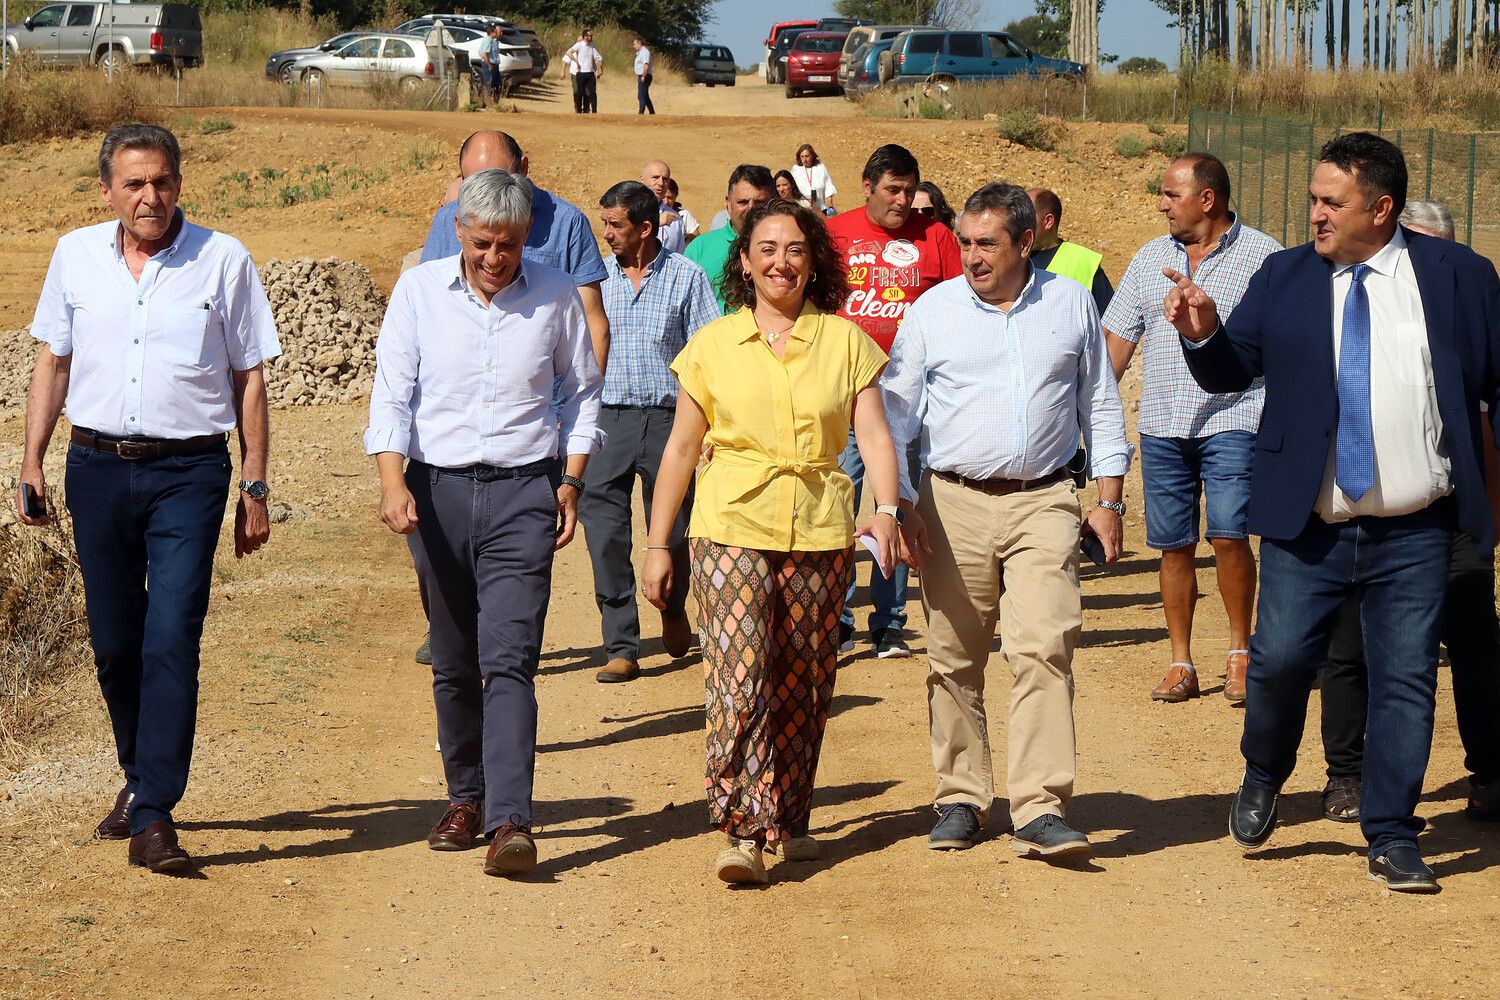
[1,75,1496,1000]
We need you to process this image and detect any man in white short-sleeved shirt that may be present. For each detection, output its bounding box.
[20,123,281,875]
[561,29,602,113]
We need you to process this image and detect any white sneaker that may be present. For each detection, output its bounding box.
[715,839,769,885]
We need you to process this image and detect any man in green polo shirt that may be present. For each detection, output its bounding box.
[1028,187,1114,316]
[685,163,775,313]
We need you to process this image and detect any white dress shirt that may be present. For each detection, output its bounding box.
[882,269,1131,503]
[30,214,281,438]
[1315,229,1450,521]
[364,258,604,468]
[634,46,651,76]
[791,163,837,212]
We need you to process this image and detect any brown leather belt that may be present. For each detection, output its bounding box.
[933,466,1070,496]
[71,427,226,461]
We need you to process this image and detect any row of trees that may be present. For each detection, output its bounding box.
[1167,0,1498,70]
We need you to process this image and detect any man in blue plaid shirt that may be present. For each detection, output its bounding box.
[582,180,719,684]
[1103,153,1282,705]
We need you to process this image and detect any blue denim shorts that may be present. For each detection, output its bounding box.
[1139,431,1255,550]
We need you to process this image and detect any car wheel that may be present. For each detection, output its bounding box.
[303,68,325,86]
[400,76,423,94]
[279,63,295,85]
[877,50,895,84]
[785,85,797,99]
[97,47,128,76]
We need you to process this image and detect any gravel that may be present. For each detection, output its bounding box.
[0,258,388,417]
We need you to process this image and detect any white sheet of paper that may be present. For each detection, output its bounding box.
[858,533,891,579]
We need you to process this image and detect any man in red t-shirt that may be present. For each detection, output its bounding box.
[827,144,963,658]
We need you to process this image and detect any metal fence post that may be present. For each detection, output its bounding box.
[1258,117,1268,233]
[1468,133,1477,246]
[1426,128,1435,200]
[1282,121,1292,247]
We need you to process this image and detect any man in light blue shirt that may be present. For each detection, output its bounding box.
[368,168,603,876]
[581,180,718,683]
[633,37,655,115]
[882,183,1129,860]
[421,130,609,372]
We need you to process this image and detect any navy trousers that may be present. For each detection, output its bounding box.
[406,461,556,834]
[1246,502,1454,857]
[65,440,232,834]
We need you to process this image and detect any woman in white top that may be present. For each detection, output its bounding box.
[790,143,837,216]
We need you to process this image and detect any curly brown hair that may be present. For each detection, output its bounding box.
[720,199,849,314]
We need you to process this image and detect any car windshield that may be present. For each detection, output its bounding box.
[794,36,843,54]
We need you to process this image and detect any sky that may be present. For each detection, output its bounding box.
[705,0,1182,72]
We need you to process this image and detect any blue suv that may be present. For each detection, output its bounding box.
[879,29,1084,84]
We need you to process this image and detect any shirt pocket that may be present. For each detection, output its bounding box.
[155,303,216,369]
[1389,321,1434,387]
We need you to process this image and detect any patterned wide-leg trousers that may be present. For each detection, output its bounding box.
[692,539,853,843]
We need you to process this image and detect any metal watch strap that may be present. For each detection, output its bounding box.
[1097,499,1126,516]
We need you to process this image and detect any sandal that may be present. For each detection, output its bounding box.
[1151,662,1200,702]
[1322,775,1361,822]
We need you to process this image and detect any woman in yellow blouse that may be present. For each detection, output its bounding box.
[642,200,903,886]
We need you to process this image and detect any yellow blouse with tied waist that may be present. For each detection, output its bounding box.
[670,302,889,552]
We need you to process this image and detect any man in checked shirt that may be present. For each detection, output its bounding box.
[1104,153,1282,706]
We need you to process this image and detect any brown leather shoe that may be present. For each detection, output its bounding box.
[1224,650,1249,704]
[596,657,640,683]
[1151,663,1200,702]
[483,819,537,876]
[95,786,134,840]
[661,612,694,658]
[127,820,191,874]
[427,802,482,851]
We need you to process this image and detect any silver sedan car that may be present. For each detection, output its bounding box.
[292,32,454,91]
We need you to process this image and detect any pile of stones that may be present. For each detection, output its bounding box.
[261,257,387,408]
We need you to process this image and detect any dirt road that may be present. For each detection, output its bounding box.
[1,77,1495,1000]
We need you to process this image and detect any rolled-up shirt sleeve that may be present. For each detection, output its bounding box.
[553,289,605,457]
[1077,299,1132,479]
[30,238,73,356]
[880,309,929,503]
[363,276,420,457]
[222,248,281,370]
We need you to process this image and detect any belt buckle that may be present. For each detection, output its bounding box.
[116,439,151,461]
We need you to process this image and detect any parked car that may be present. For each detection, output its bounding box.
[880,29,1085,85]
[815,17,873,33]
[397,14,547,79]
[399,23,531,92]
[770,26,817,86]
[842,39,895,100]
[688,43,735,86]
[839,23,922,90]
[265,31,374,84]
[3,1,201,73]
[761,19,815,83]
[291,33,453,92]
[785,31,845,98]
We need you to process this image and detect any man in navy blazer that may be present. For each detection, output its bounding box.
[1164,132,1500,893]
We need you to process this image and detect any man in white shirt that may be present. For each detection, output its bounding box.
[1168,132,1500,892]
[883,183,1130,860]
[633,36,655,115]
[366,168,603,878]
[21,123,281,874]
[640,159,685,253]
[561,28,602,114]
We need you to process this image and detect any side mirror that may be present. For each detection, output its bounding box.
[23,16,33,28]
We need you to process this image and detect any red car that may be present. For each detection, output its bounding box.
[764,19,818,82]
[786,32,847,98]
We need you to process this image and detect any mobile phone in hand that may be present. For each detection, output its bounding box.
[1080,532,1106,567]
[19,483,45,520]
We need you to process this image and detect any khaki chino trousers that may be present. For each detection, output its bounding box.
[918,472,1083,831]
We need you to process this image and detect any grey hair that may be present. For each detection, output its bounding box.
[455,168,533,229]
[98,123,181,186]
[961,183,1037,243]
[1399,199,1455,240]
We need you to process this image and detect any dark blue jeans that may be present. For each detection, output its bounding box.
[65,441,232,834]
[1247,503,1454,857]
[838,430,921,634]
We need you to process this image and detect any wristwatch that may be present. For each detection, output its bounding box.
[1096,499,1126,516]
[240,480,270,501]
[559,474,586,494]
[875,503,905,524]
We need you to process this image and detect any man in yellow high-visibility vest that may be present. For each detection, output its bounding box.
[1028,188,1113,316]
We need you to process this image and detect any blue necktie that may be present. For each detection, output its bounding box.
[1335,263,1374,502]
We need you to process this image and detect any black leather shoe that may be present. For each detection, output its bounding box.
[1228,781,1278,849]
[1368,844,1439,893]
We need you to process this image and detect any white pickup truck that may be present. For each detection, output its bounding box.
[3,2,203,73]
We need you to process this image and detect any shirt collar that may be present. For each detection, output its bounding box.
[1334,227,1406,279]
[965,262,1038,313]
[730,300,824,343]
[606,243,668,277]
[1170,213,1242,255]
[110,209,190,261]
[449,256,531,301]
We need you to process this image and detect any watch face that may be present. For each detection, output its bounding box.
[244,481,270,500]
